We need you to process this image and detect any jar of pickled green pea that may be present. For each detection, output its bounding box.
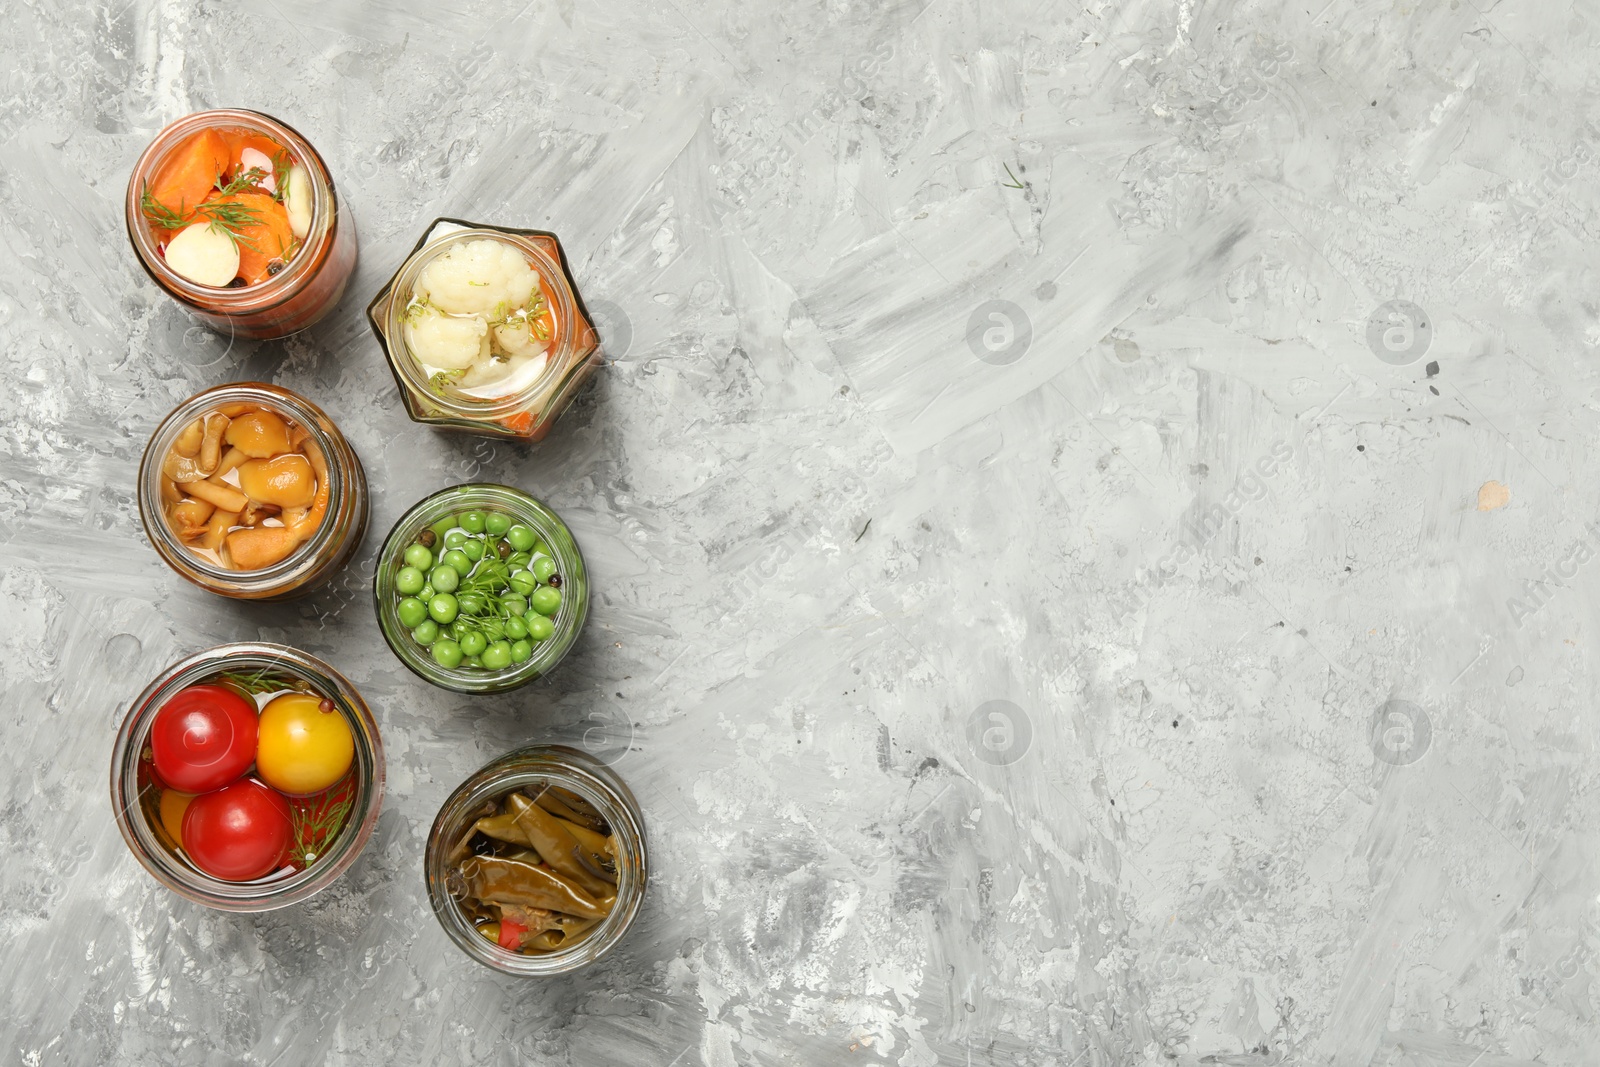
[372,484,588,693]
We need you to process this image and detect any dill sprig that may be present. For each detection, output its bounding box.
[141,181,265,249]
[428,368,468,396]
[213,667,300,696]
[289,774,356,867]
[216,166,270,197]
[270,149,293,203]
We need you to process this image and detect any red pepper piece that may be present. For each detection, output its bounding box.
[498,917,528,950]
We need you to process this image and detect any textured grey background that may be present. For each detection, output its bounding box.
[3,0,1599,1064]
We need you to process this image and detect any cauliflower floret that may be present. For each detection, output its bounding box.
[492,316,552,360]
[416,239,539,317]
[404,305,489,370]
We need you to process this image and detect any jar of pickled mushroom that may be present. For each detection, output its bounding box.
[110,642,385,911]
[137,382,368,600]
[366,219,602,441]
[373,483,588,693]
[425,745,647,974]
[125,109,358,339]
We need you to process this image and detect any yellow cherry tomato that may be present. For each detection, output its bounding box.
[255,693,355,796]
[159,789,195,845]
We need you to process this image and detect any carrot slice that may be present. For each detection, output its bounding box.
[205,191,297,284]
[148,129,230,220]
[499,411,535,435]
[223,131,289,171]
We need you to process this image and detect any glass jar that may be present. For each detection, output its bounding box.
[125,109,358,340]
[424,745,647,975]
[110,643,385,912]
[373,483,588,692]
[366,218,601,441]
[137,382,369,600]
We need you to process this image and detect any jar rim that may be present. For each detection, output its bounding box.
[369,221,579,420]
[424,745,647,975]
[109,643,385,911]
[137,383,350,595]
[125,109,336,313]
[372,483,588,692]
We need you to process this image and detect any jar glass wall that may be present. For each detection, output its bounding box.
[137,382,368,600]
[424,745,647,975]
[125,109,357,339]
[109,643,385,912]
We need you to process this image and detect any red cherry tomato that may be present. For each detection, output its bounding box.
[181,778,293,881]
[150,684,258,794]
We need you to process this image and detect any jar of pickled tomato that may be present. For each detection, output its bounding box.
[424,745,647,974]
[110,643,385,911]
[367,219,602,441]
[125,109,357,339]
[137,382,368,600]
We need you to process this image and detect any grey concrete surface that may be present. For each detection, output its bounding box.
[3,1,1600,1064]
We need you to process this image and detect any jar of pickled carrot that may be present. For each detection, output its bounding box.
[366,219,602,441]
[125,109,357,340]
[137,382,368,600]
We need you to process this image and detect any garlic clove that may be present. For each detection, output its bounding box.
[283,165,312,239]
[239,147,277,194]
[164,223,240,287]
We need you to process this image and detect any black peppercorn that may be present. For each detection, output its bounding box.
[226,277,247,288]
[547,574,562,588]
[497,539,511,560]
[267,261,284,276]
[419,529,437,549]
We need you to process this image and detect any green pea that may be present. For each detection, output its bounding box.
[459,630,488,657]
[444,549,474,576]
[462,655,482,668]
[418,583,435,602]
[485,513,512,536]
[461,538,485,562]
[458,591,487,615]
[429,515,459,541]
[524,614,554,641]
[429,565,459,594]
[532,557,557,583]
[506,524,536,552]
[412,619,440,645]
[395,566,424,595]
[501,593,527,616]
[397,596,428,628]
[504,615,528,640]
[509,551,531,569]
[508,570,537,596]
[429,593,459,623]
[481,641,513,670]
[450,618,474,639]
[444,530,471,550]
[431,639,463,668]
[530,586,562,616]
[510,639,533,663]
[404,544,434,571]
[460,511,487,534]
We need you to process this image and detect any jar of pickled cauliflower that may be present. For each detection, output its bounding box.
[125,109,357,340]
[137,382,368,600]
[367,219,602,441]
